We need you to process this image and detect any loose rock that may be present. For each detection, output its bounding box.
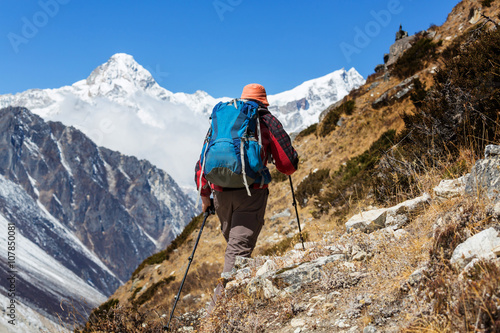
[450,227,500,270]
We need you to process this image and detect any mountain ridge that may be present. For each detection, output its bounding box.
[0,106,195,330]
[0,55,364,188]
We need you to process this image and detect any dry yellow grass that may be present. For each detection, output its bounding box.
[192,183,497,332]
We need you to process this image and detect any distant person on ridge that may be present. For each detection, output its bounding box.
[194,83,298,307]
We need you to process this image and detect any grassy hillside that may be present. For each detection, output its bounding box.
[76,1,500,332]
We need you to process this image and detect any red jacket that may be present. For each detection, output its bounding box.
[195,106,298,197]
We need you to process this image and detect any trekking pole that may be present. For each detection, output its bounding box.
[164,202,215,331]
[289,175,305,251]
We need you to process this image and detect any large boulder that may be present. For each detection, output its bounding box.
[372,75,419,109]
[345,193,430,233]
[385,193,431,229]
[450,227,500,270]
[271,254,346,292]
[465,145,500,201]
[386,35,417,67]
[434,175,468,199]
[345,208,388,233]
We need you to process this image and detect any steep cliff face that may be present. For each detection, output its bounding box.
[0,106,195,325]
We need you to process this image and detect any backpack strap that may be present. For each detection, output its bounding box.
[196,127,212,206]
[256,116,266,189]
[242,100,262,195]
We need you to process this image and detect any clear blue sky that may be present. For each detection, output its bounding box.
[1,0,460,98]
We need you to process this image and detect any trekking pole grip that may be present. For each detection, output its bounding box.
[208,198,215,215]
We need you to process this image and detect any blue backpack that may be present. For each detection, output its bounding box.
[198,99,271,196]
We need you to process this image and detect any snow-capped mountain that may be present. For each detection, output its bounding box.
[268,68,365,133]
[0,107,195,329]
[0,54,221,189]
[0,53,364,189]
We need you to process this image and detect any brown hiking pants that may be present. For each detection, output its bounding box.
[213,188,269,273]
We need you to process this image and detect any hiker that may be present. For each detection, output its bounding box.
[195,83,299,275]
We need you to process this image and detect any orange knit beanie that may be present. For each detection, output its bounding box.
[241,83,269,106]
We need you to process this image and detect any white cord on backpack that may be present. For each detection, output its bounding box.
[256,116,262,147]
[240,139,252,197]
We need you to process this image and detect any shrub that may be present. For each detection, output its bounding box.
[342,100,355,116]
[481,0,494,7]
[342,133,393,180]
[373,29,500,205]
[339,129,396,183]
[270,168,288,182]
[260,231,309,256]
[131,213,205,278]
[371,153,417,205]
[407,200,500,332]
[128,286,142,302]
[319,108,342,137]
[75,302,163,333]
[79,299,119,332]
[132,276,175,307]
[313,129,397,216]
[392,37,438,78]
[398,27,500,163]
[296,123,317,140]
[295,169,330,207]
[318,100,356,137]
[409,78,428,109]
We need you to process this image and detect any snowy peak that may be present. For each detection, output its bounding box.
[267,67,365,133]
[270,68,363,104]
[83,53,159,98]
[0,55,364,186]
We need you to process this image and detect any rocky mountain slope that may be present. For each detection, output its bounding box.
[0,55,364,188]
[200,145,500,332]
[84,0,500,332]
[0,26,363,333]
[0,107,195,330]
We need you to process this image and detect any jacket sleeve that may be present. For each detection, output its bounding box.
[195,160,212,197]
[261,113,299,175]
